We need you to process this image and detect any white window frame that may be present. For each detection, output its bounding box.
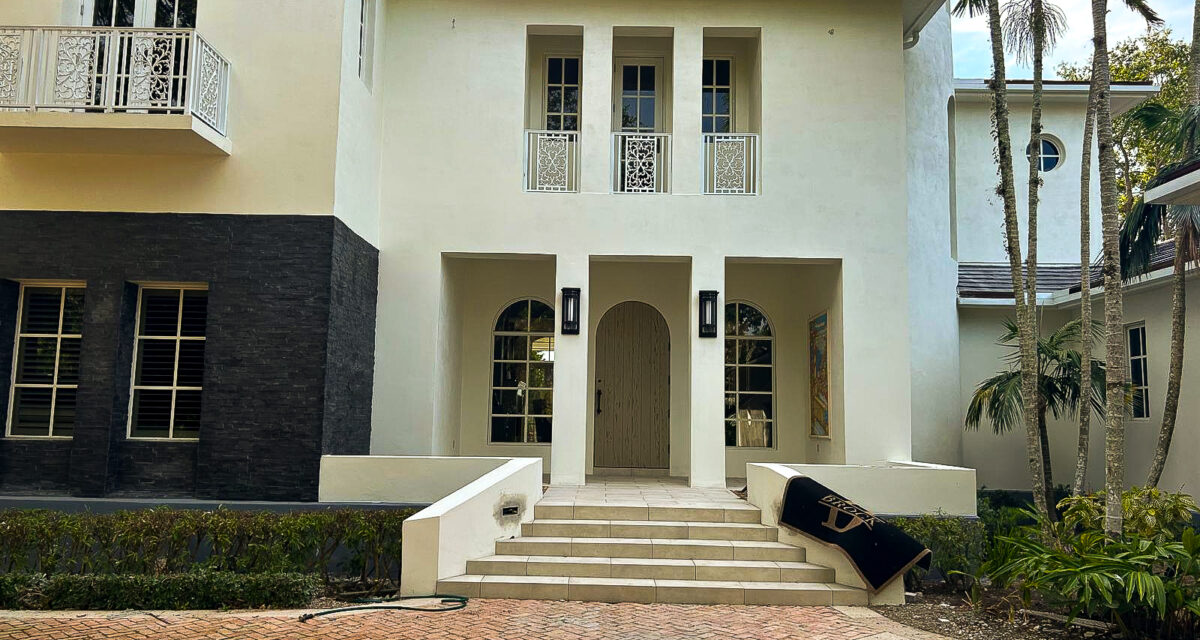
[1126,322,1150,420]
[83,0,194,28]
[612,57,665,133]
[542,54,582,132]
[724,301,775,449]
[126,283,207,441]
[702,56,734,134]
[358,0,376,88]
[6,281,86,439]
[488,298,554,446]
[1027,136,1064,172]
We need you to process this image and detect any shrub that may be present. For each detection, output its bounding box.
[892,514,987,592]
[0,572,321,610]
[0,507,415,583]
[988,487,1200,639]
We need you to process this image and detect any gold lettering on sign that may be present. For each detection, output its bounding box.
[818,495,880,534]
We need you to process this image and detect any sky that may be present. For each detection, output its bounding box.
[951,0,1196,79]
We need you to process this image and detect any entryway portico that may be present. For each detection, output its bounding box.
[438,252,847,488]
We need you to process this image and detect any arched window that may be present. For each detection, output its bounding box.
[724,302,773,447]
[490,299,554,443]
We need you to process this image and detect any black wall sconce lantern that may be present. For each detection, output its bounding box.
[561,287,581,335]
[699,290,718,338]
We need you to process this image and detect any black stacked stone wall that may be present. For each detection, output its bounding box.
[0,212,378,501]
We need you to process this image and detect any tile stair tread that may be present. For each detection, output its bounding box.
[437,574,868,605]
[500,536,789,547]
[470,555,816,569]
[528,519,773,529]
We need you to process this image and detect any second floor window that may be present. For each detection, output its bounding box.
[359,0,376,86]
[1127,323,1149,419]
[129,286,208,440]
[7,285,85,438]
[702,58,732,133]
[545,57,580,131]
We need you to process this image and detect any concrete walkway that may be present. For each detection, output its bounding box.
[0,600,950,639]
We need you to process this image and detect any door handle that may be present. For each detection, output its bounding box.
[595,387,603,414]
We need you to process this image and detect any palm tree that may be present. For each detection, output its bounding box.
[1075,59,1097,497]
[953,0,1051,521]
[1120,3,1200,487]
[966,319,1108,517]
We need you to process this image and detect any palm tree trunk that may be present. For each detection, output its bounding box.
[1074,60,1097,497]
[1038,403,1056,517]
[1092,0,1125,538]
[1146,0,1200,488]
[1018,0,1052,520]
[1147,231,1187,486]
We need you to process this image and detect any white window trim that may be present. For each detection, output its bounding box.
[1027,135,1064,173]
[724,300,776,450]
[126,283,207,441]
[6,281,86,439]
[1126,322,1150,421]
[488,298,554,446]
[542,54,582,132]
[612,57,667,133]
[702,56,735,134]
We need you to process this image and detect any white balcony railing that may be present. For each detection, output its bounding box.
[524,130,579,192]
[703,133,759,195]
[612,132,670,193]
[0,26,230,135]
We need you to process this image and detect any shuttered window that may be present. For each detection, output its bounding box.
[7,285,85,437]
[129,286,207,439]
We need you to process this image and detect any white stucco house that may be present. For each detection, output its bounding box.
[0,0,1192,604]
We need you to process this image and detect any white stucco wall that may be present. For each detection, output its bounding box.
[0,0,346,219]
[953,94,1101,265]
[332,0,385,244]
[960,278,1200,497]
[371,0,916,477]
[904,7,961,466]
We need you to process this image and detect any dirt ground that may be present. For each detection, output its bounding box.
[876,587,1115,640]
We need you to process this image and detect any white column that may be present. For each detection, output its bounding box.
[689,254,726,487]
[580,24,613,194]
[551,254,589,485]
[672,27,704,194]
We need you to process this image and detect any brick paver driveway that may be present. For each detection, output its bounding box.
[0,599,948,640]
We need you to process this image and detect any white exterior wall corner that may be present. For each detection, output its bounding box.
[904,6,961,465]
[333,0,385,245]
[0,0,345,217]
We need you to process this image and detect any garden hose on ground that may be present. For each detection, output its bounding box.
[298,594,468,622]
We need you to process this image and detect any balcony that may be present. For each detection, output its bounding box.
[702,133,759,195]
[524,130,579,192]
[612,132,670,194]
[0,26,230,154]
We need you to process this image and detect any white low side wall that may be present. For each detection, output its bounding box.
[745,461,977,605]
[318,455,510,503]
[781,461,977,517]
[400,457,543,596]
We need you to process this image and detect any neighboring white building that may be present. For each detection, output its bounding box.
[0,0,1189,504]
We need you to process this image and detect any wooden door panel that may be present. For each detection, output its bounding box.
[594,301,669,469]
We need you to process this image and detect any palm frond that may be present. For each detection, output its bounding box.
[1121,198,1167,279]
[1119,0,1164,27]
[1001,0,1068,63]
[966,370,1025,434]
[1167,204,1200,268]
[952,0,990,18]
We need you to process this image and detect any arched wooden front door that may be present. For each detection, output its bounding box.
[593,301,670,469]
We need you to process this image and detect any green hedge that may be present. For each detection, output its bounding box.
[0,572,321,610]
[0,507,414,582]
[892,514,987,592]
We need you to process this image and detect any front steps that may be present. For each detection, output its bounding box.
[437,497,868,605]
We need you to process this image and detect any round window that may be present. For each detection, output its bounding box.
[1026,137,1062,172]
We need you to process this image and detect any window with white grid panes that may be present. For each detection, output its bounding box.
[128,286,208,439]
[490,299,554,443]
[7,285,85,437]
[724,302,773,447]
